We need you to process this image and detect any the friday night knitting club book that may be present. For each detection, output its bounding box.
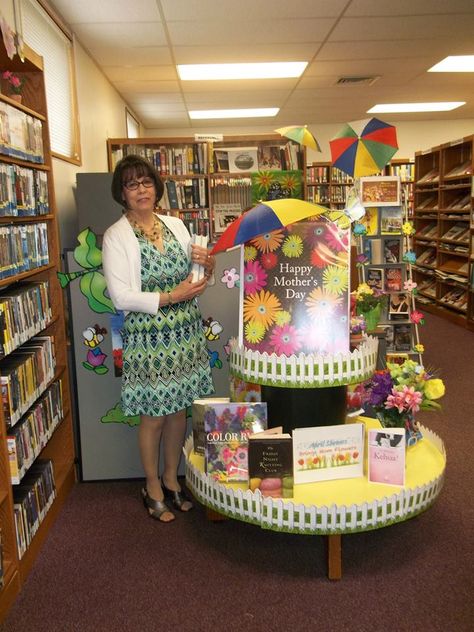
[241,219,350,356]
[204,402,268,482]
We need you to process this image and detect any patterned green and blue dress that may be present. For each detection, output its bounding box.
[121,222,213,417]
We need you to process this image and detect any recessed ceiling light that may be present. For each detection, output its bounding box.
[178,62,307,81]
[428,55,474,72]
[189,108,279,119]
[368,102,466,113]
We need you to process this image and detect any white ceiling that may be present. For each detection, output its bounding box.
[48,0,474,130]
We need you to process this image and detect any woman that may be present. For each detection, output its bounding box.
[102,155,215,522]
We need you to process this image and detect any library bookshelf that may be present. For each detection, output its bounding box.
[0,41,76,620]
[412,136,473,329]
[107,134,305,241]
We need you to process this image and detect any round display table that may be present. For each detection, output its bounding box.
[185,417,446,579]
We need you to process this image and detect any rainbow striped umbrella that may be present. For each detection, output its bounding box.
[211,198,329,254]
[330,117,398,177]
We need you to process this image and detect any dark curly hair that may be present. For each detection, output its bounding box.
[111,154,164,207]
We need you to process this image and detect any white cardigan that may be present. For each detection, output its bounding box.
[102,213,192,314]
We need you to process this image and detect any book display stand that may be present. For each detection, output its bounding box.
[185,418,445,579]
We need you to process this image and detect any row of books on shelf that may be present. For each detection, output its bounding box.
[7,380,63,484]
[0,222,49,280]
[210,177,252,210]
[439,243,469,255]
[110,142,208,175]
[440,193,471,211]
[161,178,207,210]
[365,266,406,293]
[0,102,44,164]
[213,143,303,174]
[0,281,52,358]
[192,399,407,489]
[0,163,49,217]
[13,459,56,559]
[359,206,404,236]
[1,336,56,428]
[363,237,405,265]
[438,287,468,312]
[414,221,471,242]
[388,163,415,181]
[415,195,437,211]
[306,185,330,205]
[179,213,211,238]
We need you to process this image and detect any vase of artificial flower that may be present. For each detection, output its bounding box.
[2,70,24,102]
[364,359,445,444]
[353,283,386,332]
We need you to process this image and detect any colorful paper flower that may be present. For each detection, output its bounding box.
[325,225,349,252]
[355,253,369,267]
[402,222,415,236]
[385,385,423,414]
[260,252,278,269]
[410,310,425,324]
[221,267,239,289]
[414,343,424,353]
[403,251,417,264]
[274,310,291,326]
[250,230,285,253]
[424,378,445,400]
[305,287,342,319]
[244,245,258,261]
[244,320,266,344]
[243,260,267,295]
[404,279,418,292]
[353,222,367,236]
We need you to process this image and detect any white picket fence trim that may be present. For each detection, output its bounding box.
[228,336,378,387]
[184,430,445,535]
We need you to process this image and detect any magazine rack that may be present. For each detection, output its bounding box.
[184,417,446,579]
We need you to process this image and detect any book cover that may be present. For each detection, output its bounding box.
[242,220,350,356]
[229,376,261,403]
[393,324,412,351]
[380,207,403,234]
[368,428,406,486]
[389,293,410,319]
[204,402,268,482]
[191,397,230,455]
[248,428,293,498]
[366,267,384,292]
[292,423,364,484]
[383,237,401,264]
[384,266,403,292]
[360,207,378,236]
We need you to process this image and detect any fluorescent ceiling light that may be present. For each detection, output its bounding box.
[368,102,465,113]
[178,62,307,81]
[189,108,279,119]
[428,55,474,72]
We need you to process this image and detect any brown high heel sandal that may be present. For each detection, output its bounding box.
[161,483,194,512]
[141,488,175,522]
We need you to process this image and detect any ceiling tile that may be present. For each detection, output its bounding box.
[104,66,177,82]
[345,0,474,16]
[72,22,166,49]
[87,46,173,66]
[173,44,320,65]
[49,0,162,23]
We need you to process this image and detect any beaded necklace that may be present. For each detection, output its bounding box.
[127,213,164,245]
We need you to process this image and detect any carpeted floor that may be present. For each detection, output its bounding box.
[1,313,473,632]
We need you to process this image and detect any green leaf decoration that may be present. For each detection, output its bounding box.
[79,271,116,314]
[101,403,140,427]
[74,228,103,269]
[94,365,109,375]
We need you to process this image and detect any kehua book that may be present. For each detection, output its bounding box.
[248,427,293,498]
[368,428,406,486]
[204,402,268,482]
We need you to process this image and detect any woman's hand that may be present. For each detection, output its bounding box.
[170,274,208,303]
[191,244,215,278]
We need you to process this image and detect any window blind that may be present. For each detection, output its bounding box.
[21,0,75,158]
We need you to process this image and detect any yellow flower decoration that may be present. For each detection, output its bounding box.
[244,320,266,344]
[275,310,291,326]
[323,265,348,295]
[244,246,258,261]
[402,222,415,236]
[356,282,373,297]
[243,290,281,329]
[414,343,425,353]
[424,378,445,400]
[282,234,303,258]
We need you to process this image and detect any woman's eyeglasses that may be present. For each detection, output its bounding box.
[123,177,155,191]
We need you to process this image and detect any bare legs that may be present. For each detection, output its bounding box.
[138,409,191,520]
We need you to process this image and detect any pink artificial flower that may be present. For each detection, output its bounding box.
[221,267,239,289]
[385,385,423,414]
[410,310,424,324]
[325,224,349,252]
[404,279,417,292]
[243,259,267,295]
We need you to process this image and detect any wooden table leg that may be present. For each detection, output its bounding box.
[327,534,342,580]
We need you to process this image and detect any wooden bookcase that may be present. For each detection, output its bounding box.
[413,136,473,329]
[107,134,305,241]
[0,41,76,620]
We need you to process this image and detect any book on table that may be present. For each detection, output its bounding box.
[191,397,230,456]
[248,427,293,498]
[368,428,406,486]
[292,423,364,484]
[202,401,268,482]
